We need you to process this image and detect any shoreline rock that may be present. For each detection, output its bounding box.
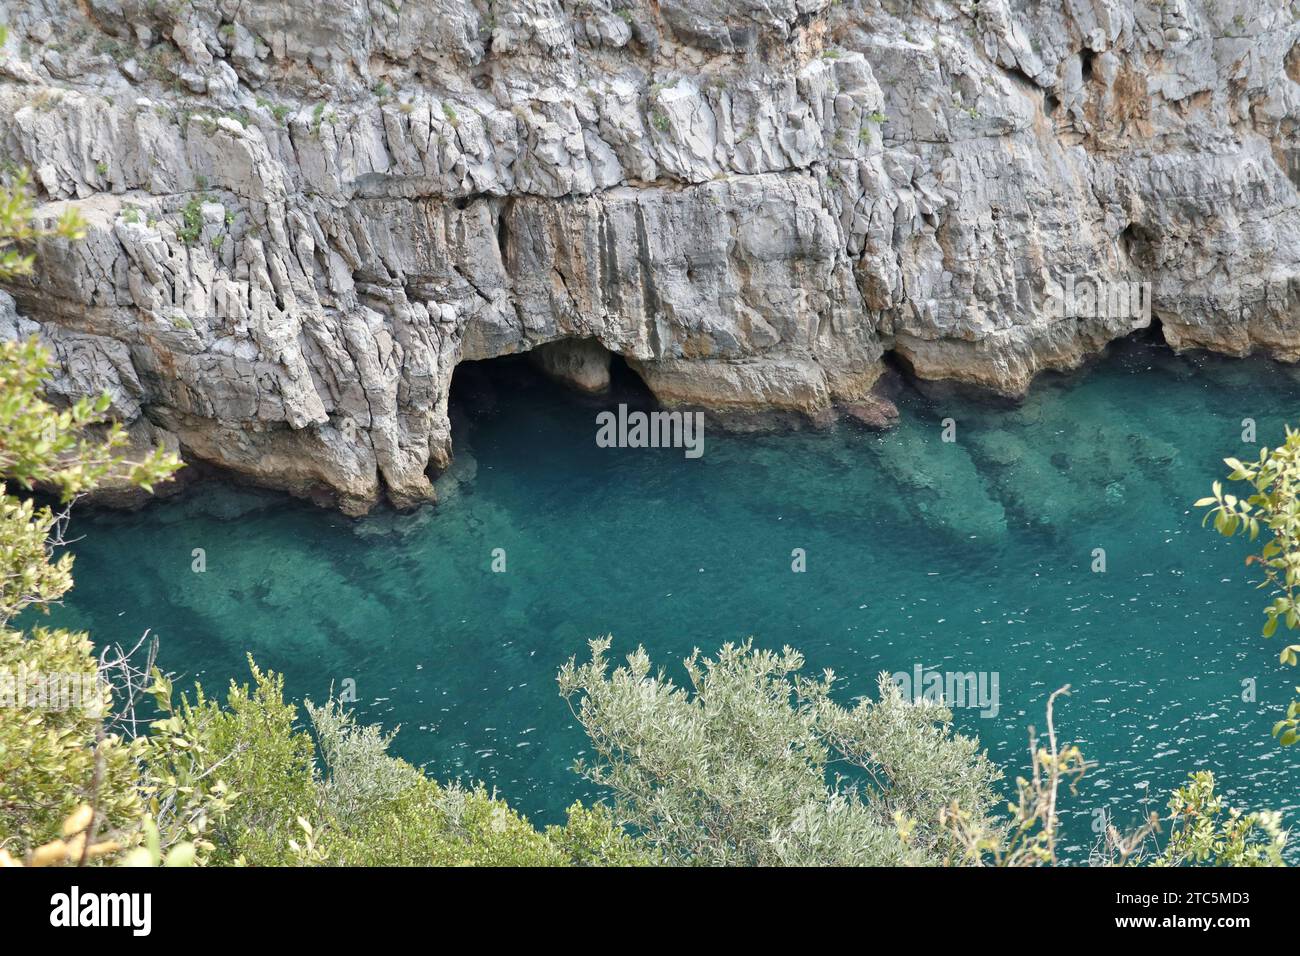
[0,0,1296,513]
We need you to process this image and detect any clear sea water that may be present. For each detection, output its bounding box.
[50,338,1300,859]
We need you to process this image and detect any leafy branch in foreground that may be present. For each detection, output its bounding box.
[1198,431,1300,744]
[0,167,181,629]
[0,167,176,500]
[940,686,1103,865]
[1155,771,1287,866]
[0,168,85,283]
[0,168,179,501]
[941,687,1285,867]
[0,168,185,866]
[0,338,180,501]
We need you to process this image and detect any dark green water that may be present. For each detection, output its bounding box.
[51,339,1300,858]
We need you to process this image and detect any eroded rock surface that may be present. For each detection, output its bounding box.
[1,0,1298,512]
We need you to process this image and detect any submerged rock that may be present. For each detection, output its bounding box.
[841,395,900,430]
[0,0,1297,511]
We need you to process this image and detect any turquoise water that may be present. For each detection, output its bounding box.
[51,339,1300,858]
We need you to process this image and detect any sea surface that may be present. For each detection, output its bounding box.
[51,338,1300,859]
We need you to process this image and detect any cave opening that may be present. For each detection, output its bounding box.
[447,341,656,441]
[1079,49,1095,84]
[1138,312,1166,347]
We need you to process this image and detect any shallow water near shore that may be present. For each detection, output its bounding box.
[51,338,1300,859]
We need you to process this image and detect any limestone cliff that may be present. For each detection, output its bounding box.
[0,0,1297,513]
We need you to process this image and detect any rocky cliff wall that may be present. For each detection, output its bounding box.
[1,0,1298,512]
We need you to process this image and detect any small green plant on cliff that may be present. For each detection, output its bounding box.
[92,36,126,62]
[32,90,62,113]
[177,194,207,245]
[256,97,292,126]
[311,102,327,136]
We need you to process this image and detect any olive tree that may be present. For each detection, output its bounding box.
[558,637,1002,866]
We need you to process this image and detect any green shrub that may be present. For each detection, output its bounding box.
[558,637,1002,865]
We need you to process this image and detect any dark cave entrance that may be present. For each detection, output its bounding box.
[1079,49,1095,84]
[1136,312,1166,347]
[447,341,655,436]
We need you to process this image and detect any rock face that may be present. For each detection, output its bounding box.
[0,0,1298,513]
